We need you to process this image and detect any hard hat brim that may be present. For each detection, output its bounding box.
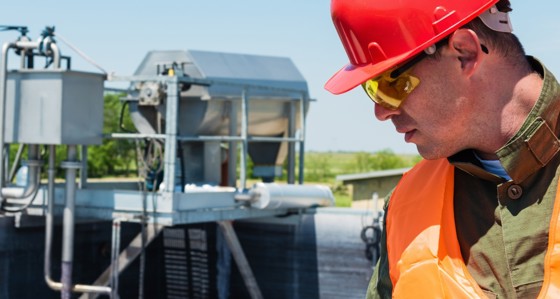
[324,51,411,95]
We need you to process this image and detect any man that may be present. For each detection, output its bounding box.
[325,0,560,298]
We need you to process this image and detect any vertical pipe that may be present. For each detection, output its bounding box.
[298,94,306,185]
[19,50,25,68]
[138,195,147,299]
[79,145,87,189]
[49,42,61,69]
[8,143,25,183]
[287,101,296,184]
[227,101,238,187]
[240,88,249,190]
[45,145,56,286]
[0,42,16,193]
[61,145,78,299]
[27,144,39,185]
[0,144,41,199]
[26,51,33,69]
[110,219,122,299]
[163,77,179,193]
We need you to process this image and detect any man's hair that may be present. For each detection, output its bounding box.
[461,0,527,65]
[495,0,512,13]
[428,0,526,67]
[461,18,526,63]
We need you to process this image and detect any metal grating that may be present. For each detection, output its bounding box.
[163,226,215,299]
[188,228,211,298]
[164,228,190,299]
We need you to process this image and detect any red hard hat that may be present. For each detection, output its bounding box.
[325,0,499,94]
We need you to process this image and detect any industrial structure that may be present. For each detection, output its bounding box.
[0,26,379,299]
[337,168,410,201]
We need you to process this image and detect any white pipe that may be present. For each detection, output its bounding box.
[247,183,334,209]
[14,40,60,69]
[49,42,61,69]
[1,144,41,199]
[61,145,78,299]
[14,40,39,49]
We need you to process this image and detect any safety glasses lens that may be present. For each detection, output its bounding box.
[361,72,420,110]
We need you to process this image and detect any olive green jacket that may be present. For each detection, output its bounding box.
[367,57,560,299]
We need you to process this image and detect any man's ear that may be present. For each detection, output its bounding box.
[448,29,485,77]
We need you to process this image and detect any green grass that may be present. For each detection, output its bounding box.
[333,192,352,207]
[300,150,419,207]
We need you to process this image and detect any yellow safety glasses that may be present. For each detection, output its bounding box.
[361,70,420,110]
[362,39,487,110]
[361,51,427,110]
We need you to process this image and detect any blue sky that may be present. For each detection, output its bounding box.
[0,1,557,154]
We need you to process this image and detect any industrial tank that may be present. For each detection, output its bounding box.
[128,50,310,184]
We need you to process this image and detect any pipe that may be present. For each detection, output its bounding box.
[162,77,179,193]
[44,145,111,295]
[298,93,306,184]
[8,143,25,182]
[110,218,123,299]
[0,42,17,194]
[14,40,61,69]
[45,145,57,288]
[49,42,61,69]
[239,88,248,190]
[79,145,88,189]
[14,40,40,49]
[247,182,335,209]
[61,145,78,299]
[227,100,238,187]
[1,144,41,199]
[287,101,296,184]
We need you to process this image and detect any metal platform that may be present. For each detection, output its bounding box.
[7,183,300,226]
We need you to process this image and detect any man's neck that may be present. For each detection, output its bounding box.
[472,57,542,156]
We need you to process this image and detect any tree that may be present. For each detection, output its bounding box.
[353,149,414,172]
[369,149,408,170]
[86,93,137,177]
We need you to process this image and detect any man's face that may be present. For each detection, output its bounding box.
[373,53,476,160]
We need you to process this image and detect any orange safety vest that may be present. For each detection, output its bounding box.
[386,159,560,298]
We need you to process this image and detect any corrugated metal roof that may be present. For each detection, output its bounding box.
[134,50,309,99]
[188,50,305,82]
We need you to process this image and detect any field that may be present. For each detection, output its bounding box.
[299,150,420,207]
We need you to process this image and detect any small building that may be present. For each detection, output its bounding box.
[336,168,410,201]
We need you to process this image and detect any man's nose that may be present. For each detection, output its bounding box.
[374,103,401,121]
